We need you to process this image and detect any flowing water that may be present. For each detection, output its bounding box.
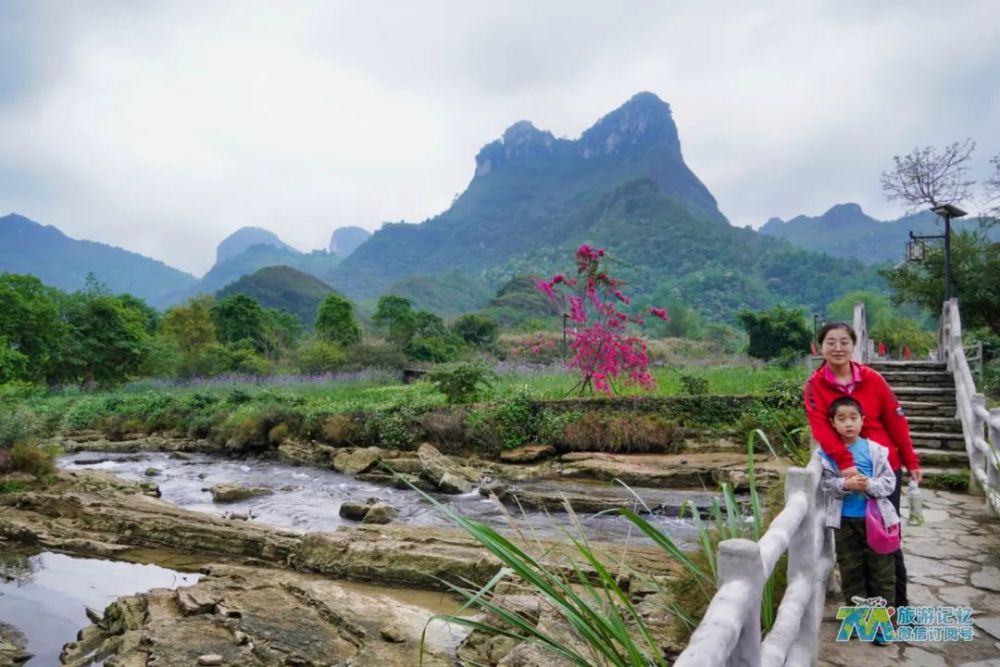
[0,451,716,663]
[59,450,706,545]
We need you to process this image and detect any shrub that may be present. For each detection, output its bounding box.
[678,373,709,395]
[0,405,45,447]
[318,414,360,445]
[296,339,347,374]
[466,387,539,450]
[419,409,469,450]
[560,412,609,451]
[606,414,682,453]
[339,341,409,371]
[427,363,496,404]
[363,406,421,449]
[10,442,57,478]
[268,423,290,444]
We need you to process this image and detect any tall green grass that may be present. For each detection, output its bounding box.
[419,430,789,664]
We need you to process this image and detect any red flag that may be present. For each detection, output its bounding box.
[903,346,912,360]
[810,341,818,356]
[878,341,886,356]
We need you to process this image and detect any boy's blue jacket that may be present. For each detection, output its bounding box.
[819,439,900,530]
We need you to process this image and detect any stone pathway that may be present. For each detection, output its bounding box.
[818,488,1000,666]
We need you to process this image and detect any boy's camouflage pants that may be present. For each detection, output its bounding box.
[835,517,895,607]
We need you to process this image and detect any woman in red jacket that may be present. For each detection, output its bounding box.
[805,322,922,606]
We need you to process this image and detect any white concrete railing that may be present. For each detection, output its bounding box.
[938,298,1000,515]
[673,454,836,667]
[852,301,872,363]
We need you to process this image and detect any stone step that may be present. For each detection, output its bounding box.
[913,447,969,467]
[869,361,946,371]
[899,401,957,417]
[910,431,967,450]
[905,415,963,434]
[890,386,957,402]
[880,371,955,387]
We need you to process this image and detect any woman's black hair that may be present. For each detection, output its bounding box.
[817,321,857,345]
[828,395,863,419]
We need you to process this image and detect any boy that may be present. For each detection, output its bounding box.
[819,396,900,643]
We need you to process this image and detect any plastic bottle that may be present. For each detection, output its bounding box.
[907,479,924,526]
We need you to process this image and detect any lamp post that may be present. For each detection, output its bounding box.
[813,313,819,342]
[906,203,966,303]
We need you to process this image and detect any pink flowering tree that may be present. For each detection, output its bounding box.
[535,245,669,396]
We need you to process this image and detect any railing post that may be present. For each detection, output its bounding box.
[784,468,820,663]
[969,394,987,496]
[718,539,764,667]
[987,408,1000,517]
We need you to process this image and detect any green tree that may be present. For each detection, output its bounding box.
[315,294,362,347]
[260,308,304,358]
[296,339,347,374]
[211,294,269,351]
[825,291,894,330]
[736,305,812,361]
[451,313,499,348]
[870,317,936,357]
[0,273,66,383]
[161,295,218,356]
[60,292,151,387]
[880,229,1000,332]
[372,295,416,345]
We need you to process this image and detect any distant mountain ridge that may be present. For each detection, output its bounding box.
[216,265,337,327]
[333,92,729,298]
[0,213,196,307]
[760,203,998,264]
[216,227,297,263]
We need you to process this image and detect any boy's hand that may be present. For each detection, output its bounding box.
[841,466,860,478]
[844,475,869,491]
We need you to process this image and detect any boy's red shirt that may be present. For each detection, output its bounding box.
[804,362,921,472]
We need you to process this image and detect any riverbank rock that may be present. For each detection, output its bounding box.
[332,447,383,475]
[500,444,556,463]
[145,467,162,477]
[417,443,480,493]
[59,564,462,667]
[555,451,787,490]
[209,484,273,503]
[0,621,30,666]
[361,502,399,525]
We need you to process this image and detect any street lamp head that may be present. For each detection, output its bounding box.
[930,203,967,219]
[906,239,925,262]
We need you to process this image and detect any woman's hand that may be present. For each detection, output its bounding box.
[909,467,923,484]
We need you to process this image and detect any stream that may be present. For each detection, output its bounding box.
[0,451,717,664]
[58,450,707,545]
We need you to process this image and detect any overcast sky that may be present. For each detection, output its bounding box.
[2,1,999,276]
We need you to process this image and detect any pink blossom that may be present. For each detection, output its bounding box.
[613,290,631,305]
[552,273,565,284]
[568,295,586,323]
[535,279,556,301]
[649,306,670,321]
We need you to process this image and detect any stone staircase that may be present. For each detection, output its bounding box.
[868,360,968,483]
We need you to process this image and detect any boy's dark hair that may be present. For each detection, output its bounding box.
[828,396,863,419]
[817,322,857,345]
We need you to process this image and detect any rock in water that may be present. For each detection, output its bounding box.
[361,502,399,525]
[209,484,273,503]
[197,655,223,666]
[339,501,372,521]
[144,467,162,476]
[417,443,480,493]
